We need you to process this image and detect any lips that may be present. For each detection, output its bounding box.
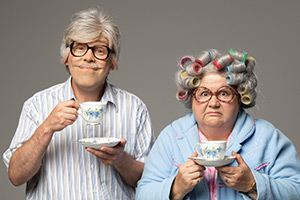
[206,111,222,116]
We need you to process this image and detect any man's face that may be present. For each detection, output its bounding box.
[65,37,111,91]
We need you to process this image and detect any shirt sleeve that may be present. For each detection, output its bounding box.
[3,101,39,169]
[133,102,155,163]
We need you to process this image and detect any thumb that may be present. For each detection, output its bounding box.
[119,138,126,147]
[232,151,244,166]
[190,151,198,158]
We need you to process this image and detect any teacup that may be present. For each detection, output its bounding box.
[194,141,226,161]
[78,101,107,124]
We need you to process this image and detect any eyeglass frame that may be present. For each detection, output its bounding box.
[192,86,239,104]
[69,41,112,60]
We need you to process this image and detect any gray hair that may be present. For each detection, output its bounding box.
[60,7,121,70]
[176,49,257,109]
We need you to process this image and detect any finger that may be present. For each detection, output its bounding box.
[232,151,245,166]
[119,138,126,147]
[86,147,109,159]
[189,152,198,159]
[100,146,117,155]
[63,99,80,109]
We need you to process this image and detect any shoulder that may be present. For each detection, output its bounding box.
[159,113,196,138]
[23,81,66,109]
[108,83,148,107]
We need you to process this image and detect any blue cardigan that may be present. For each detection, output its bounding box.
[136,110,300,199]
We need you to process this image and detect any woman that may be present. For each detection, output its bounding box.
[136,49,300,200]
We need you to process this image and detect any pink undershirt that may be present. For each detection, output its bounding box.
[198,130,232,200]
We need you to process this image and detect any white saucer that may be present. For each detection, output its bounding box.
[192,156,236,167]
[78,137,121,150]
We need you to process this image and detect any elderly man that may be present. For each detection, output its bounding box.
[3,7,154,199]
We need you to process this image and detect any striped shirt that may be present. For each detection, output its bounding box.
[3,77,155,200]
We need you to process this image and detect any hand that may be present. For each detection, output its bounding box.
[86,138,126,166]
[170,152,206,200]
[43,100,80,133]
[216,151,255,192]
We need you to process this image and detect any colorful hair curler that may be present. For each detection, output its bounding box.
[237,84,248,95]
[241,92,256,105]
[185,63,202,76]
[227,60,246,73]
[179,76,201,89]
[245,56,256,72]
[179,56,194,70]
[176,89,190,101]
[213,53,233,70]
[179,70,188,80]
[228,49,248,62]
[226,73,245,85]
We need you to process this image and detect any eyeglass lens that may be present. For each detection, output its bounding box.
[71,43,109,60]
[195,87,235,103]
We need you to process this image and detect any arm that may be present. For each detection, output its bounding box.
[8,100,79,186]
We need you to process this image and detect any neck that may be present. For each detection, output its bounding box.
[198,126,232,141]
[71,80,106,103]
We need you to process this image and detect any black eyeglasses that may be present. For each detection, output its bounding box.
[70,42,111,60]
[193,86,238,104]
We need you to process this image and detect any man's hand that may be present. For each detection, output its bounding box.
[86,138,126,166]
[43,100,80,133]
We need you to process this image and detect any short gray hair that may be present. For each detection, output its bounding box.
[60,7,121,70]
[176,49,257,109]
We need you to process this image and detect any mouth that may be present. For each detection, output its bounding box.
[206,111,222,116]
[73,62,105,71]
[79,66,101,71]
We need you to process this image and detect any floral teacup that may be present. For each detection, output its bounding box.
[194,141,226,161]
[78,102,107,124]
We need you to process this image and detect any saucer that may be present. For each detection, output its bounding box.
[192,156,236,167]
[78,137,121,150]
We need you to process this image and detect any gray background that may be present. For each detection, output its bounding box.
[1,0,299,198]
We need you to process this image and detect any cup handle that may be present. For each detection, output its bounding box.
[194,143,202,157]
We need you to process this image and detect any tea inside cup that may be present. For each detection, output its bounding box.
[194,141,226,161]
[78,101,107,125]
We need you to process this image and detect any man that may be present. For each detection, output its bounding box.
[3,7,154,199]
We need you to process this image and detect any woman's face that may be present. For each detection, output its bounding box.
[192,73,241,131]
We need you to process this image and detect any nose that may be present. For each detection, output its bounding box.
[208,95,220,107]
[83,49,95,62]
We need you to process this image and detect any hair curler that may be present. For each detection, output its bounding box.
[195,49,219,67]
[179,70,188,80]
[245,56,256,72]
[179,56,194,70]
[178,76,201,89]
[226,73,245,85]
[228,49,248,62]
[185,63,202,76]
[213,53,233,70]
[237,84,248,95]
[176,89,191,102]
[227,60,246,73]
[241,92,256,105]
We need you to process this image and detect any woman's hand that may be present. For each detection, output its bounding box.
[216,151,255,193]
[170,152,206,200]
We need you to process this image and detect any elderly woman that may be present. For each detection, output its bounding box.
[136,49,300,200]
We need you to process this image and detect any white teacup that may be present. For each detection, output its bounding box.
[78,102,107,124]
[194,141,227,161]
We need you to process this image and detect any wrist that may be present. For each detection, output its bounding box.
[242,181,257,196]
